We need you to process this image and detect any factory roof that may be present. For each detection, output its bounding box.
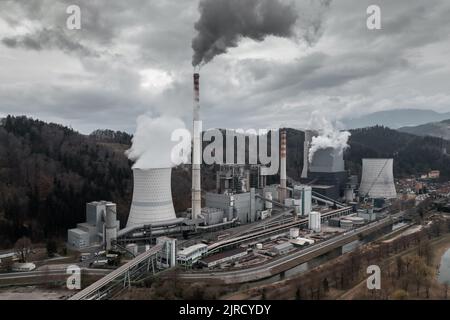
[178,243,208,256]
[200,247,247,264]
[272,242,294,251]
[69,228,89,236]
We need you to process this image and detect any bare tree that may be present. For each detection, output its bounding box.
[14,236,32,262]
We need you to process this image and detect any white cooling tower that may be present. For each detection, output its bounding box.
[127,168,176,227]
[359,159,397,199]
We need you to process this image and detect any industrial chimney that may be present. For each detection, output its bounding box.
[127,168,177,227]
[279,129,287,203]
[192,73,202,220]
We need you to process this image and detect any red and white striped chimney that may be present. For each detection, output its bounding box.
[192,73,201,220]
[280,129,287,202]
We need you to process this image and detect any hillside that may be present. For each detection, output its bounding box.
[346,126,450,179]
[0,116,203,247]
[398,119,450,140]
[0,117,449,246]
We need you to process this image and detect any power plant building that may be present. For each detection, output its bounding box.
[67,201,120,250]
[204,191,261,224]
[359,159,397,199]
[127,168,177,227]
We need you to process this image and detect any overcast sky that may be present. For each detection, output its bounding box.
[0,0,449,134]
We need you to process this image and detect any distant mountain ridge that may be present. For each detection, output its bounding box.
[343,109,450,129]
[398,119,450,140]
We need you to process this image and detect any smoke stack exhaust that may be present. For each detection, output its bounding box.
[280,129,287,203]
[192,73,202,220]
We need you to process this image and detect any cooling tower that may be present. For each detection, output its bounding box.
[127,168,176,227]
[359,159,397,199]
[309,147,345,173]
[301,130,314,178]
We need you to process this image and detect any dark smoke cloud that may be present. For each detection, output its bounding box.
[2,28,97,57]
[192,0,332,66]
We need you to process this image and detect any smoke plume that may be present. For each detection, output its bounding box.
[308,115,350,163]
[126,115,189,169]
[192,0,332,66]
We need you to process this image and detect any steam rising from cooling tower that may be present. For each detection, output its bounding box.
[308,116,350,164]
[126,115,188,169]
[192,0,333,66]
[125,115,188,227]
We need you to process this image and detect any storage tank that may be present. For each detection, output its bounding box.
[348,217,364,226]
[127,168,177,227]
[256,243,263,250]
[308,211,321,232]
[340,219,353,229]
[104,203,117,250]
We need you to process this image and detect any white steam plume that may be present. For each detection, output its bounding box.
[126,115,189,169]
[307,114,350,163]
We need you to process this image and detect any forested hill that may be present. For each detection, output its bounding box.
[346,126,450,179]
[0,116,133,247]
[0,117,449,246]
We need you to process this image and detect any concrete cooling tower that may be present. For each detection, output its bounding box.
[126,168,176,227]
[309,147,345,173]
[359,159,397,199]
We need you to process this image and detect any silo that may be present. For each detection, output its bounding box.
[126,168,176,227]
[104,203,117,250]
[359,159,397,199]
[344,187,355,202]
[308,211,321,232]
[265,192,273,210]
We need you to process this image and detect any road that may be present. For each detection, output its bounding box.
[0,268,110,282]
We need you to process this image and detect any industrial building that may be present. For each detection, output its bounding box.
[359,159,397,199]
[204,188,263,224]
[67,201,120,250]
[199,247,247,268]
[156,237,177,268]
[177,243,208,268]
[271,242,294,255]
[301,130,348,200]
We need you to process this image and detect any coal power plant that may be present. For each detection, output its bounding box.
[64,72,406,303]
[65,72,402,258]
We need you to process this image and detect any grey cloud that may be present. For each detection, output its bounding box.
[192,0,321,66]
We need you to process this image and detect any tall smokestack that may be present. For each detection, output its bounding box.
[192,73,202,220]
[280,129,287,203]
